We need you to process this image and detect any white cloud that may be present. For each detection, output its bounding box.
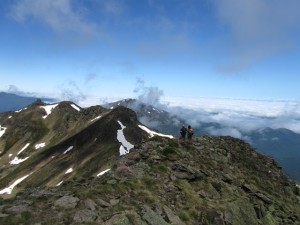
[213,0,300,72]
[134,78,165,107]
[10,0,98,36]
[164,96,300,134]
[58,80,87,103]
[101,0,125,16]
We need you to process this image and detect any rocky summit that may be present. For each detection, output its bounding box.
[0,136,299,225]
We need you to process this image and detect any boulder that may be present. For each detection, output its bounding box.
[54,196,79,209]
[163,205,184,225]
[73,209,98,223]
[142,205,169,225]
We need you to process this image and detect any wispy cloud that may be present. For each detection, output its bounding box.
[58,80,86,103]
[6,85,36,97]
[134,78,164,107]
[10,0,98,37]
[101,0,125,16]
[84,73,97,84]
[213,0,300,73]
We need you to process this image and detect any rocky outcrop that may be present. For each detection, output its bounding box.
[0,136,299,225]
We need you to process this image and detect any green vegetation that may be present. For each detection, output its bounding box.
[3,135,18,153]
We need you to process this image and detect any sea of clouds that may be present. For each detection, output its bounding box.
[162,96,300,137]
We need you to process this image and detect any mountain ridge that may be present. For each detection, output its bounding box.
[0,136,299,224]
[0,99,300,224]
[105,98,300,181]
[0,101,153,196]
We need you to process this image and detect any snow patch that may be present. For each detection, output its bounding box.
[8,116,12,119]
[10,142,30,164]
[56,181,63,186]
[65,168,73,174]
[35,143,46,149]
[71,104,81,111]
[0,125,7,138]
[97,168,111,177]
[15,107,27,113]
[0,173,31,195]
[17,143,30,155]
[90,115,101,122]
[10,156,30,165]
[117,121,134,156]
[40,104,58,119]
[138,125,174,139]
[63,146,74,154]
[9,154,13,158]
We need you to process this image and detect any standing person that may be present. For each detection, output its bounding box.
[187,125,194,143]
[180,125,187,143]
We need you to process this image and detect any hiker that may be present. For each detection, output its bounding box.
[179,125,187,142]
[187,125,194,143]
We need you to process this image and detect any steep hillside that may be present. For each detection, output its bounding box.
[0,102,152,196]
[0,136,299,225]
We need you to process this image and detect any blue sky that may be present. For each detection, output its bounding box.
[1,0,300,104]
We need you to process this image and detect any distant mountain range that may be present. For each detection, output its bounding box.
[0,92,55,112]
[0,98,299,224]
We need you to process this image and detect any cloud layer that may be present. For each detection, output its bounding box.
[213,0,300,73]
[10,0,98,36]
[164,96,300,136]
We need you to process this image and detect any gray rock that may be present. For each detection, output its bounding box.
[110,198,120,206]
[253,192,273,204]
[198,183,221,200]
[84,198,97,211]
[107,179,118,184]
[54,196,80,209]
[5,204,30,214]
[163,206,184,225]
[0,213,9,218]
[172,163,204,181]
[97,198,111,208]
[73,209,97,223]
[142,205,169,225]
[104,213,131,225]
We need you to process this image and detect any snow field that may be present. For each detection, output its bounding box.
[40,104,58,119]
[0,173,31,195]
[138,125,174,139]
[117,121,134,156]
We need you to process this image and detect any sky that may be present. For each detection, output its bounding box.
[1,0,300,105]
